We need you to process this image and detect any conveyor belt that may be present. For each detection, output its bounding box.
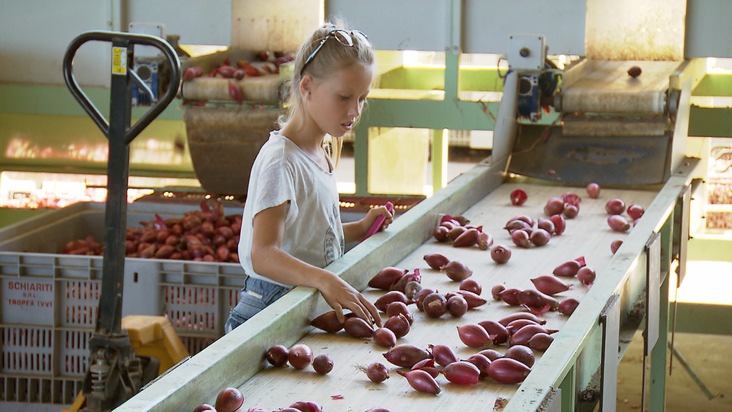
[234,182,657,411]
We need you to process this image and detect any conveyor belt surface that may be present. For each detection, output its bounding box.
[232,182,658,411]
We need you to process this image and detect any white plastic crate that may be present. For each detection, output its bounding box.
[0,201,247,407]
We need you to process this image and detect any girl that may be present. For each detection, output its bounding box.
[225,23,392,333]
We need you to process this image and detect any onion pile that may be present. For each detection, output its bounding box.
[433,214,494,250]
[63,200,241,263]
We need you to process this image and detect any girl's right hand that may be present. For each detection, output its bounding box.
[317,273,382,328]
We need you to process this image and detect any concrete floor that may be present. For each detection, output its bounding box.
[616,332,732,412]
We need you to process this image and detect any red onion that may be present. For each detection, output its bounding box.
[586,182,600,198]
[459,278,482,295]
[389,270,421,293]
[558,298,580,316]
[423,252,450,270]
[605,198,626,215]
[429,344,458,366]
[518,289,559,313]
[479,348,504,361]
[414,288,435,311]
[312,354,334,375]
[511,229,531,248]
[386,301,413,324]
[505,345,535,367]
[368,267,408,290]
[528,332,554,351]
[289,401,323,412]
[456,324,494,348]
[504,218,533,233]
[530,228,551,246]
[577,266,596,287]
[442,260,473,281]
[384,313,411,339]
[453,228,480,247]
[537,217,555,234]
[422,292,448,318]
[397,369,441,395]
[214,387,244,412]
[447,295,469,318]
[487,357,531,384]
[265,344,289,367]
[383,344,431,368]
[497,288,522,306]
[310,310,343,334]
[506,319,540,335]
[455,290,488,309]
[374,291,410,312]
[608,215,631,232]
[373,327,397,348]
[465,353,492,377]
[288,343,313,369]
[544,197,565,216]
[344,316,375,339]
[510,324,558,347]
[490,245,512,264]
[510,189,528,206]
[478,320,510,345]
[441,360,481,385]
[549,214,566,235]
[610,239,623,254]
[563,204,579,219]
[363,362,390,383]
[433,225,450,242]
[411,358,439,378]
[192,404,216,412]
[530,275,572,296]
[627,204,645,220]
[553,259,581,277]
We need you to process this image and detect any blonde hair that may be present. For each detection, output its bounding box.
[279,22,374,166]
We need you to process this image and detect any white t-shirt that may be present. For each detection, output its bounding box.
[238,131,345,287]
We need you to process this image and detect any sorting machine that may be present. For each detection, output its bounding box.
[115,7,705,412]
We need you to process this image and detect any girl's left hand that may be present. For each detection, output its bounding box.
[364,205,393,232]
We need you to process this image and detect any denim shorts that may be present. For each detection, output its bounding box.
[224,276,291,334]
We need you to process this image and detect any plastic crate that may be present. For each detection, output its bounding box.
[0,201,247,407]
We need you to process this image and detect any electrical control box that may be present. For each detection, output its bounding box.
[508,34,546,72]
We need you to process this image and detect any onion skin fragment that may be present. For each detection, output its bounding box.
[441,360,481,385]
[397,369,442,395]
[487,357,532,384]
[383,344,431,368]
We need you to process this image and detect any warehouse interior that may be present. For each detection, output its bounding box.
[0,1,730,411]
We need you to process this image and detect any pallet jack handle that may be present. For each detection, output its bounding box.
[62,31,181,411]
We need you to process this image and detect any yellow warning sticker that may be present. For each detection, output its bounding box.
[112,47,127,75]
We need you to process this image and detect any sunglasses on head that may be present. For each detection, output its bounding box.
[300,28,369,76]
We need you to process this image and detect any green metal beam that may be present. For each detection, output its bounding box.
[688,106,732,137]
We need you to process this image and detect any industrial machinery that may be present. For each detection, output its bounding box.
[61,31,187,411]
